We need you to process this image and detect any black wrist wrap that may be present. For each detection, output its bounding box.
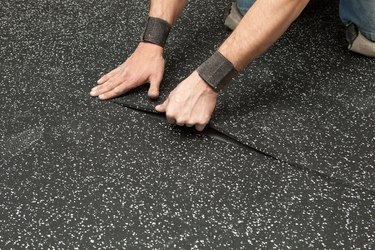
[142,17,171,48]
[197,51,238,92]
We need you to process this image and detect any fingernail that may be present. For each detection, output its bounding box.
[99,95,105,99]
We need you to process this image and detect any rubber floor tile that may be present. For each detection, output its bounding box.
[0,91,374,249]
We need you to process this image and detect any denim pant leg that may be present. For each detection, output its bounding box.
[340,0,375,41]
[236,0,256,16]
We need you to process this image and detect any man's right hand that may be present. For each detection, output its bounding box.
[90,42,165,100]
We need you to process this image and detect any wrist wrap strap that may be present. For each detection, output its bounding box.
[142,17,171,48]
[197,51,238,92]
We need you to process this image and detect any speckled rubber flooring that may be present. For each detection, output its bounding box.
[1,0,374,249]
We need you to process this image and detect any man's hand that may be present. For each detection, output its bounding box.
[90,42,165,100]
[155,71,218,131]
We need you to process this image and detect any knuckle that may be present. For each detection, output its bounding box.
[94,86,102,93]
[103,81,112,88]
[124,71,133,79]
[102,86,111,92]
[96,87,105,93]
[127,81,137,88]
[123,68,130,76]
[113,89,121,96]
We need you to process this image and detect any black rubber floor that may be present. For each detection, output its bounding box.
[1,0,374,248]
[1,91,374,248]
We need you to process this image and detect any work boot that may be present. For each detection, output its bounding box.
[224,2,243,31]
[346,23,375,57]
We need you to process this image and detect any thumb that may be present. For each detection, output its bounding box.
[148,75,162,99]
[155,98,169,113]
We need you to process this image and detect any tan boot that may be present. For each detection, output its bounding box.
[224,2,243,31]
[346,24,375,57]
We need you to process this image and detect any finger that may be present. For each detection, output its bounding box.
[90,76,124,97]
[148,75,162,99]
[165,104,178,124]
[97,66,122,84]
[155,98,169,113]
[98,81,134,100]
[195,124,206,132]
[186,123,194,127]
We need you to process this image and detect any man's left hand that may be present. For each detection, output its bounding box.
[155,71,218,131]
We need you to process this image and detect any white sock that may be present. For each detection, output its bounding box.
[349,32,375,57]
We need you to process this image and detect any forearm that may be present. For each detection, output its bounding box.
[149,0,188,25]
[219,0,309,71]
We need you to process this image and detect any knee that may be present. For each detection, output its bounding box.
[340,0,375,41]
[236,0,257,15]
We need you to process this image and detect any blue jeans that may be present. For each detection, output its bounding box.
[236,0,375,41]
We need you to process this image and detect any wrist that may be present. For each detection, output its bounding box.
[202,81,218,96]
[196,51,238,92]
[218,45,242,71]
[137,42,164,57]
[192,71,218,96]
[141,17,171,48]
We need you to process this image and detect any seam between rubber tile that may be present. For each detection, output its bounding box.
[111,101,375,194]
